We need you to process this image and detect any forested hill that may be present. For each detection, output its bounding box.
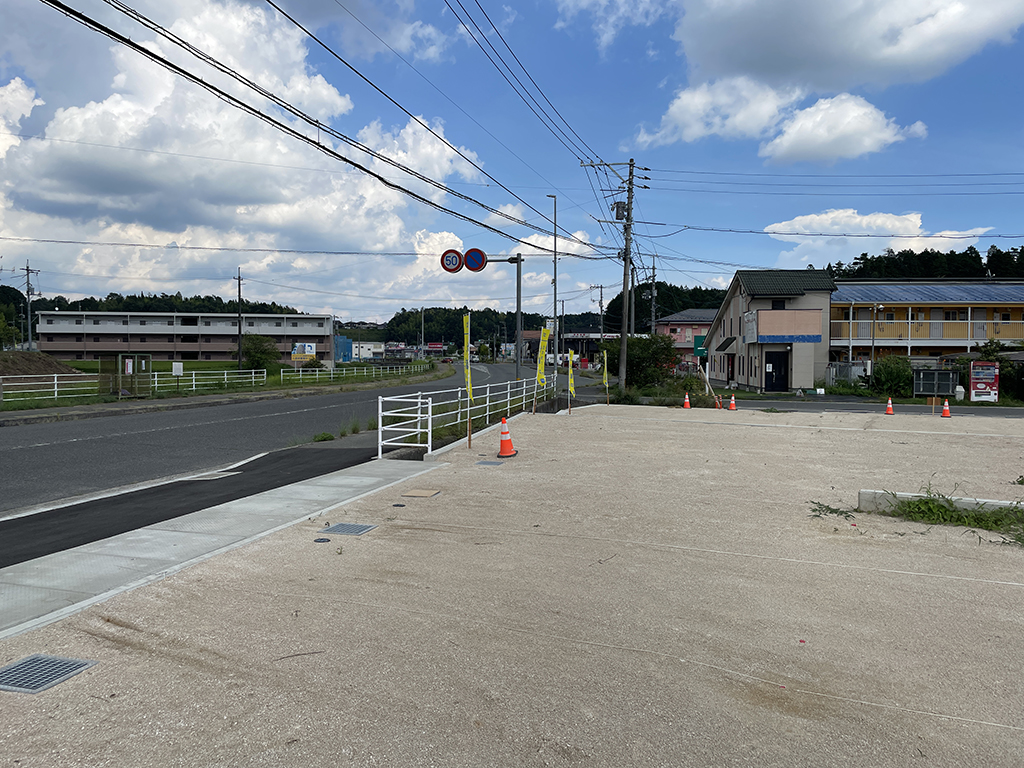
[827,245,1024,280]
[23,290,300,315]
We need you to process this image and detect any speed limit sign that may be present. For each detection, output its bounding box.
[440,249,464,273]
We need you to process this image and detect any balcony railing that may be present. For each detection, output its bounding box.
[830,319,1024,344]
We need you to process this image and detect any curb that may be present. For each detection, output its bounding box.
[858,489,1020,514]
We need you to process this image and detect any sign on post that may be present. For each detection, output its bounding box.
[464,248,487,272]
[441,249,464,273]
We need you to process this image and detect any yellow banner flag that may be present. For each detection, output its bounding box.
[602,350,608,389]
[536,327,550,386]
[463,313,473,402]
[568,350,575,397]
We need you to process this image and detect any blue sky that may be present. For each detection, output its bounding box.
[2,0,1024,321]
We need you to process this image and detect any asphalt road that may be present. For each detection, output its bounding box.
[0,363,514,516]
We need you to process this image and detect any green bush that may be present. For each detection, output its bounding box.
[312,432,335,442]
[870,355,913,398]
[602,334,680,389]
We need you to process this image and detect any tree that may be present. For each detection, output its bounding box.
[241,334,280,370]
[870,355,913,398]
[602,333,679,389]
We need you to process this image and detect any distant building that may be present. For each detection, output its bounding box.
[654,308,717,371]
[706,270,835,392]
[36,311,333,363]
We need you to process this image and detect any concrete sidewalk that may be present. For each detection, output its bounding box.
[2,405,1023,767]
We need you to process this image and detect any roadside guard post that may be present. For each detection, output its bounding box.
[568,350,575,414]
[534,327,550,414]
[464,313,473,448]
[602,350,609,405]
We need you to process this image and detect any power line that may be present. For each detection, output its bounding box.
[35,0,571,255]
[629,224,1024,240]
[647,167,1024,179]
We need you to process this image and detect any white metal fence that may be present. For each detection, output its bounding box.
[0,373,103,402]
[282,364,428,385]
[0,369,267,402]
[152,369,266,392]
[377,378,555,458]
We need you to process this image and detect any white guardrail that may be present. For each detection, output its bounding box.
[281,364,428,385]
[377,378,555,458]
[0,369,268,402]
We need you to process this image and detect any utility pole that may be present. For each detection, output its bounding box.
[547,194,557,391]
[629,265,637,336]
[21,261,40,352]
[420,306,425,359]
[515,253,523,380]
[650,261,657,334]
[235,267,243,370]
[580,157,646,389]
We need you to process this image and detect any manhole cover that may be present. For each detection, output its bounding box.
[476,461,504,466]
[321,523,377,536]
[0,655,96,694]
[313,537,331,543]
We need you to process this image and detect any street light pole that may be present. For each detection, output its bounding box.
[870,303,884,386]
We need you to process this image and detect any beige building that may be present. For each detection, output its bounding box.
[36,311,333,362]
[706,270,835,392]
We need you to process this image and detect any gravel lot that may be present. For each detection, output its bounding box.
[3,405,1023,767]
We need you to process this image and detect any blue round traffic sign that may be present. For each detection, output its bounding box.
[441,249,463,273]
[464,248,488,272]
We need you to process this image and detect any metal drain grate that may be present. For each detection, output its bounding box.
[0,655,97,694]
[476,461,504,466]
[320,523,376,536]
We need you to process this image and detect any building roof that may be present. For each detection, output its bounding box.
[657,308,718,324]
[736,270,836,297]
[833,281,1024,304]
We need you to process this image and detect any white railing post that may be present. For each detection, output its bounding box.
[53,374,58,399]
[377,395,384,459]
[428,398,433,453]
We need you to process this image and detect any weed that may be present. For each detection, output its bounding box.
[367,417,378,431]
[338,426,348,437]
[762,407,781,413]
[350,418,361,434]
[808,501,856,520]
[863,485,1024,545]
[1015,475,1024,485]
[312,432,335,442]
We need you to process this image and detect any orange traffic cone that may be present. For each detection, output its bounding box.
[729,394,737,411]
[683,393,691,409]
[497,417,517,458]
[941,399,951,418]
[885,397,894,415]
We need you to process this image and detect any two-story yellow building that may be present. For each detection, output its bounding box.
[829,280,1024,363]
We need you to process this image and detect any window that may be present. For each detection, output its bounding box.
[291,322,298,327]
[93,336,100,342]
[884,312,895,321]
[203,336,211,343]
[46,319,53,325]
[945,309,967,321]
[122,320,128,325]
[247,321,254,327]
[771,299,786,310]
[75,319,83,325]
[75,335,82,342]
[842,309,850,320]
[181,317,199,326]
[317,322,324,327]
[139,336,146,343]
[204,321,211,326]
[669,327,678,334]
[93,319,100,325]
[181,335,198,343]
[204,353,211,360]
[76,353,83,360]
[1001,312,1011,322]
[122,337,128,342]
[167,353,175,360]
[93,353,101,360]
[168,336,174,343]
[167,320,174,326]
[275,321,281,327]
[231,321,237,327]
[46,335,53,342]
[139,320,146,326]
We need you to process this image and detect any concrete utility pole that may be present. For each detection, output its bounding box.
[547,194,557,390]
[420,306,425,358]
[235,267,243,369]
[21,261,40,352]
[619,160,636,387]
[580,157,645,389]
[515,253,523,380]
[650,261,657,334]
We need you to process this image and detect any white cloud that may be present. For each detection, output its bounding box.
[484,203,526,228]
[758,94,927,164]
[554,0,671,51]
[675,0,1024,92]
[766,209,991,268]
[637,76,802,146]
[0,78,44,157]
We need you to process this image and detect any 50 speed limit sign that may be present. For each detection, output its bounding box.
[441,249,464,273]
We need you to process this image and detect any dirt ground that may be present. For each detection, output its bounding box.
[0,351,79,377]
[2,405,1023,767]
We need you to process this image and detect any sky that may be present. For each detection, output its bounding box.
[2,0,1024,322]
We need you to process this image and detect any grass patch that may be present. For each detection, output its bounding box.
[349,418,361,434]
[367,417,378,431]
[312,431,335,442]
[808,501,856,520]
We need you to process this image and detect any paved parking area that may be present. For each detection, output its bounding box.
[2,405,1023,767]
